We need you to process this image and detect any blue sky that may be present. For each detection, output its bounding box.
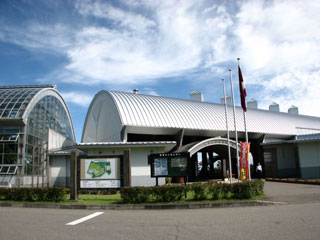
[1,0,320,142]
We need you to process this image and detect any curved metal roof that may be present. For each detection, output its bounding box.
[0,85,75,140]
[105,91,320,137]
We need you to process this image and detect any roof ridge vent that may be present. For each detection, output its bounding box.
[190,90,203,102]
[288,105,299,115]
[269,102,280,112]
[220,95,232,105]
[247,98,257,109]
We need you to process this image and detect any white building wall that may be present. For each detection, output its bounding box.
[84,146,168,187]
[298,142,320,179]
[50,155,70,187]
[48,129,74,150]
[130,147,165,186]
[82,92,123,143]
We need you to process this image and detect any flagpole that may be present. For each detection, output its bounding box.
[229,69,240,183]
[237,58,251,180]
[222,78,232,184]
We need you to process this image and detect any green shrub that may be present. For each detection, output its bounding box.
[0,187,66,202]
[0,188,7,200]
[222,184,233,199]
[250,180,264,196]
[208,183,224,200]
[232,182,251,199]
[117,180,265,204]
[191,183,208,201]
[151,185,186,202]
[120,187,151,204]
[47,187,66,202]
[232,180,264,199]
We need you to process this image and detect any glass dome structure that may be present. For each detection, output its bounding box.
[0,85,75,187]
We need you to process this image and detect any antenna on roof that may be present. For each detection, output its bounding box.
[133,89,139,94]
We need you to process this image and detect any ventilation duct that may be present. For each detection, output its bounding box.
[247,99,258,109]
[288,105,299,115]
[269,102,280,112]
[190,90,203,102]
[220,96,232,106]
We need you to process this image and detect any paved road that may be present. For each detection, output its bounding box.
[0,182,320,240]
[262,181,320,204]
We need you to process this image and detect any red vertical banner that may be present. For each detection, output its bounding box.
[239,142,250,181]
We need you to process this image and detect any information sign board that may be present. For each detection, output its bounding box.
[80,157,120,188]
[149,153,189,177]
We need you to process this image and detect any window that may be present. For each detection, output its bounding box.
[0,134,19,142]
[0,165,18,175]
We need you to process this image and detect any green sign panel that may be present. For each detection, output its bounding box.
[87,161,111,178]
[149,153,189,177]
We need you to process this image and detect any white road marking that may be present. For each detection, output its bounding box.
[66,212,104,226]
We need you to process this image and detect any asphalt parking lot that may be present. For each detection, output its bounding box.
[262,181,320,204]
[1,182,320,240]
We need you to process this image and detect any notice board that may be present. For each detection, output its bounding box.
[149,153,189,177]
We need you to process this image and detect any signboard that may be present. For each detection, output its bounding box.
[239,143,250,181]
[154,158,168,176]
[80,158,120,188]
[149,153,189,177]
[80,180,120,188]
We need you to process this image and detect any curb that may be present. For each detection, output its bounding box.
[0,200,285,210]
[266,179,320,185]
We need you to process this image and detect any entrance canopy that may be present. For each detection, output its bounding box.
[174,137,240,157]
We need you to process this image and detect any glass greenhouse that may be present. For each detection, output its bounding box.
[0,85,75,187]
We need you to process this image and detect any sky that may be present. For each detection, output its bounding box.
[1,0,320,142]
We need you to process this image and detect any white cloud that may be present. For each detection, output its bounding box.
[75,0,156,33]
[235,0,320,74]
[0,22,73,53]
[63,1,221,84]
[62,0,238,85]
[234,0,320,117]
[141,88,159,96]
[258,70,320,117]
[1,0,320,116]
[61,91,93,107]
[1,0,234,85]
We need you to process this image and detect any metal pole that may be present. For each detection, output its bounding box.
[238,57,251,181]
[222,78,232,184]
[243,111,251,180]
[229,69,240,182]
[70,150,78,201]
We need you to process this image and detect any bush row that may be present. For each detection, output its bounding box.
[120,180,264,204]
[120,185,187,204]
[0,187,66,202]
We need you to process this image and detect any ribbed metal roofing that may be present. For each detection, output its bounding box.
[106,91,320,137]
[77,141,177,148]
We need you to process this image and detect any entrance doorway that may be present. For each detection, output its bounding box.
[174,137,240,181]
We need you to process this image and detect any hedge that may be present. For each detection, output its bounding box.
[151,185,187,202]
[120,180,264,204]
[0,187,66,202]
[120,187,151,204]
[191,183,208,200]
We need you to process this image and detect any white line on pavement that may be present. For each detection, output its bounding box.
[66,212,104,226]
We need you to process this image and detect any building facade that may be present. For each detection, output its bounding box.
[80,90,320,187]
[1,86,319,188]
[0,85,75,187]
